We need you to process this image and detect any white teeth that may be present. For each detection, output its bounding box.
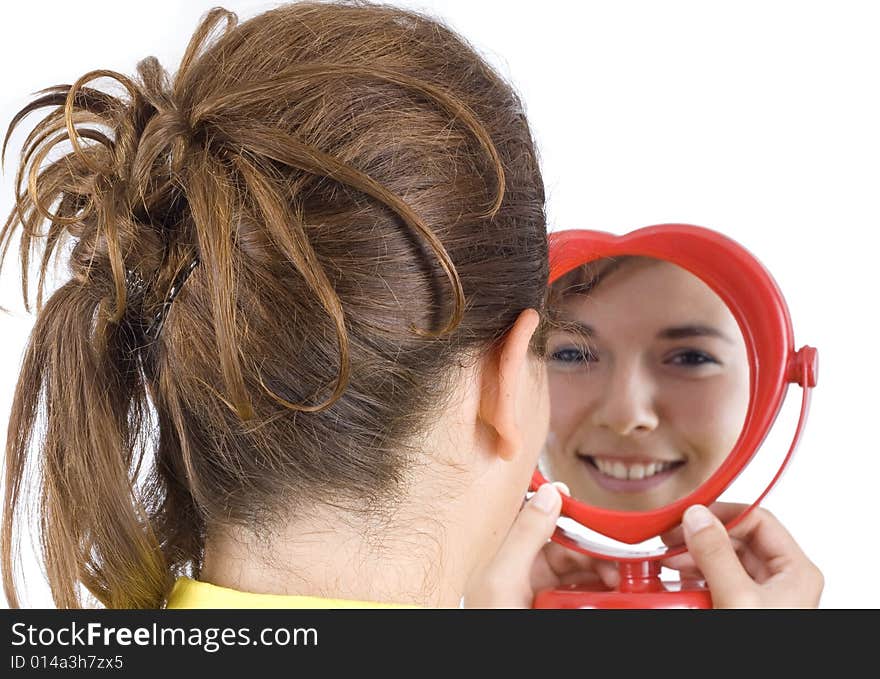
[590,457,679,480]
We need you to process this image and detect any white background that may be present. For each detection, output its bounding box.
[1,0,878,608]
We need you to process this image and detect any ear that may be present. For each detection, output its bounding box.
[478,308,542,462]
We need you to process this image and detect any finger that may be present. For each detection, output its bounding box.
[542,541,599,576]
[553,481,571,496]
[595,559,620,588]
[738,548,771,583]
[661,553,698,574]
[492,483,562,584]
[557,571,608,587]
[706,502,752,524]
[681,505,755,607]
[661,502,751,548]
[660,553,707,583]
[541,541,621,586]
[664,536,772,587]
[726,508,808,568]
[534,540,621,593]
[663,531,749,570]
[520,480,567,512]
[702,506,813,585]
[538,555,619,590]
[660,524,685,549]
[532,541,599,592]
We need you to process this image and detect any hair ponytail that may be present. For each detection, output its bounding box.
[2,277,171,607]
[0,12,229,610]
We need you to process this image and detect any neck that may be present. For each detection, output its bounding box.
[199,371,510,608]
[200,480,477,608]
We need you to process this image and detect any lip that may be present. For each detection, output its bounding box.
[577,453,685,494]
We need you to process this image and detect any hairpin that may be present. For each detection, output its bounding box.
[144,257,199,341]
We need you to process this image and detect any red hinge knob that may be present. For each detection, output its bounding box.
[786,346,818,387]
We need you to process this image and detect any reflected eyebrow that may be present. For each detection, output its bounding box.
[552,317,734,344]
[657,325,733,343]
[551,320,595,338]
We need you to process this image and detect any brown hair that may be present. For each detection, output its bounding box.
[0,2,547,608]
[545,257,655,350]
[546,256,636,325]
[549,256,637,301]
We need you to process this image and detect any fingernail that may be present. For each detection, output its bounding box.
[552,481,570,496]
[532,483,560,514]
[683,505,714,534]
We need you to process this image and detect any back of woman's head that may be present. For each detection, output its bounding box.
[0,1,547,608]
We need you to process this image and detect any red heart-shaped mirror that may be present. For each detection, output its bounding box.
[530,224,817,608]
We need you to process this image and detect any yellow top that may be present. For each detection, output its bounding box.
[165,577,418,609]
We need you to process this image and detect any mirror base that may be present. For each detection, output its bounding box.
[533,581,712,609]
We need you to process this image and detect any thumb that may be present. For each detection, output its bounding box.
[682,505,755,608]
[492,483,562,580]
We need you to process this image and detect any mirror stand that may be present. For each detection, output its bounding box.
[534,560,713,609]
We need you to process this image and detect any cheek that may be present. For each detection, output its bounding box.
[664,378,750,462]
[548,373,595,437]
[520,364,551,468]
[532,372,551,459]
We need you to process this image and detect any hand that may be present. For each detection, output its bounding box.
[463,483,618,608]
[661,503,824,608]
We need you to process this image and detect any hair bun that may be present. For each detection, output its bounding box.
[1,53,207,323]
[127,56,197,195]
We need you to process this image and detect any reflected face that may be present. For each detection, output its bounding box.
[542,258,750,511]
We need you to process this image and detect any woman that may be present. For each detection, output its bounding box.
[0,1,820,609]
[1,1,551,609]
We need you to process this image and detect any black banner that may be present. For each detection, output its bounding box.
[2,609,875,675]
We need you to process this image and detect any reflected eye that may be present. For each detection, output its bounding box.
[549,346,598,364]
[666,350,720,367]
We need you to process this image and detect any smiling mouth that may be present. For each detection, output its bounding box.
[579,455,686,482]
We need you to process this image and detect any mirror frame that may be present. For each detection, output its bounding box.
[532,223,812,543]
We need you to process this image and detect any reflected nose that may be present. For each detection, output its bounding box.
[591,363,659,437]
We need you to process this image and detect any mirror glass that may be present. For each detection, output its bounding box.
[540,255,751,512]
